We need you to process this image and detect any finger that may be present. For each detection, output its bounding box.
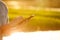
[18,15,34,25]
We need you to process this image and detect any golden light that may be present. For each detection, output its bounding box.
[7,1,21,9]
[3,31,60,40]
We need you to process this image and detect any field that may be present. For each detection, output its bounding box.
[8,8,60,31]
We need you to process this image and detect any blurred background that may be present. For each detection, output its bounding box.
[2,0,60,31]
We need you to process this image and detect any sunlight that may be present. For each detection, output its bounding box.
[7,1,21,9]
[3,31,60,40]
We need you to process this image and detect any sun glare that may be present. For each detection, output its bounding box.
[3,31,60,40]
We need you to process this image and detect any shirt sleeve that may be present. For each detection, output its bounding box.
[0,1,8,26]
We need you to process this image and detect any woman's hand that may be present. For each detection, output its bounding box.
[1,16,34,36]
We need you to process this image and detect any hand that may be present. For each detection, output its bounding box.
[1,16,34,36]
[1,16,23,36]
